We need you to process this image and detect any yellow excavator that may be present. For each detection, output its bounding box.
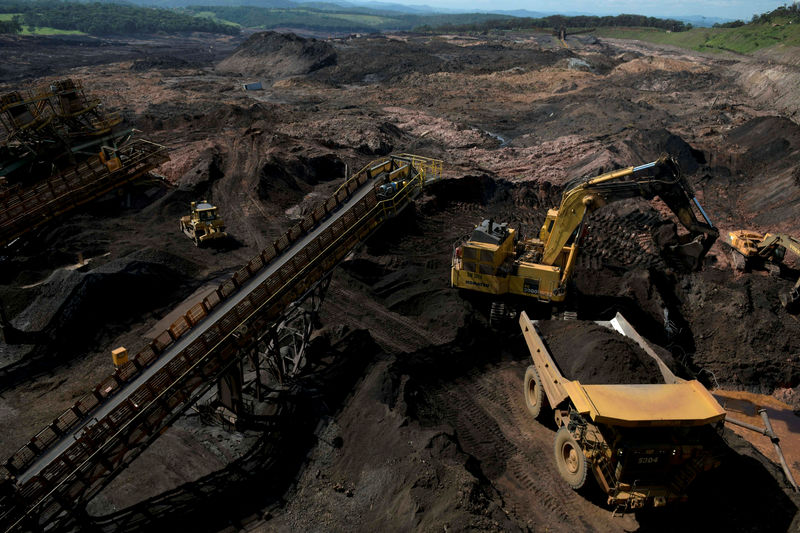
[451,155,718,311]
[728,230,800,311]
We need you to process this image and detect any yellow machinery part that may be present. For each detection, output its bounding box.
[563,380,727,427]
[111,346,129,368]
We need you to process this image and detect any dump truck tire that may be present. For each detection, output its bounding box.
[554,427,587,490]
[524,365,545,418]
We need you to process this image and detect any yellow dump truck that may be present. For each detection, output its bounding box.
[520,312,727,510]
[180,200,227,246]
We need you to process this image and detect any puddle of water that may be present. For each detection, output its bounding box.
[714,389,800,484]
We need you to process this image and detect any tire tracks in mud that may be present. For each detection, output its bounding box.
[426,359,636,533]
[321,282,449,354]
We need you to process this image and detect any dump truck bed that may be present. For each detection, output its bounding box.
[563,381,726,427]
[519,311,726,428]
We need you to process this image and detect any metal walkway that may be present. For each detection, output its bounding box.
[0,139,169,248]
[0,153,442,532]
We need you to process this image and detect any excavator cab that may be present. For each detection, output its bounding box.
[452,155,719,306]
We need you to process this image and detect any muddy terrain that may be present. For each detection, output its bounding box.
[2,28,800,532]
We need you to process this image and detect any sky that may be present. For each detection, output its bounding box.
[391,0,792,20]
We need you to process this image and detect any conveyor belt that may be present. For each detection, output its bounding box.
[0,139,169,248]
[0,153,441,532]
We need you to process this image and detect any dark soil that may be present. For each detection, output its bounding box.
[216,31,337,79]
[537,320,663,384]
[3,27,800,533]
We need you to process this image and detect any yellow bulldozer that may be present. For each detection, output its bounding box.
[180,200,227,246]
[450,155,717,317]
[728,230,800,311]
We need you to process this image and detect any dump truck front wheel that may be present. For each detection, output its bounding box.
[554,427,587,490]
[524,365,545,418]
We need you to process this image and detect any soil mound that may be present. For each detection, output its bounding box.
[3,249,198,367]
[612,56,708,75]
[719,116,800,227]
[216,31,336,79]
[537,320,662,384]
[129,56,199,72]
[726,116,800,170]
[624,128,702,174]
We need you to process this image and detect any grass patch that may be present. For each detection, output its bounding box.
[0,12,21,21]
[19,25,86,35]
[192,11,240,28]
[598,20,800,54]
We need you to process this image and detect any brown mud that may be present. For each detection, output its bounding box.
[1,28,800,532]
[537,320,663,384]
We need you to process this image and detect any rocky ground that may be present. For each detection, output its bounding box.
[1,28,800,532]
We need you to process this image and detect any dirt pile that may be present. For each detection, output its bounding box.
[258,358,520,532]
[537,320,663,384]
[675,267,800,392]
[257,153,345,205]
[216,31,337,79]
[732,57,800,120]
[307,35,572,85]
[698,115,800,230]
[129,55,201,71]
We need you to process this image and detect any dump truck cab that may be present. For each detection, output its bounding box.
[521,312,726,510]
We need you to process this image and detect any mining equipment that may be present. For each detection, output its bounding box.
[0,79,168,247]
[0,154,442,533]
[180,200,228,246]
[450,155,717,312]
[520,312,727,510]
[0,78,125,186]
[727,230,800,311]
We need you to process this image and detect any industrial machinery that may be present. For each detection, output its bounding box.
[727,230,800,311]
[0,79,168,248]
[180,200,227,246]
[451,155,718,308]
[520,312,727,510]
[0,78,126,187]
[0,154,442,532]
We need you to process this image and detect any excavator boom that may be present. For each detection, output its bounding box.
[541,155,717,268]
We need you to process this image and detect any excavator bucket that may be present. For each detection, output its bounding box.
[670,237,709,271]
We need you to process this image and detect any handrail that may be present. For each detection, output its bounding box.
[0,154,441,532]
[0,139,169,247]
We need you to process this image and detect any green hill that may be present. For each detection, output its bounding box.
[599,4,800,54]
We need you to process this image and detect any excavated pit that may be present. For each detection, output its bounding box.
[2,29,800,532]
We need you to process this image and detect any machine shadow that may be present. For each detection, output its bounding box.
[83,329,380,533]
[635,436,798,531]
